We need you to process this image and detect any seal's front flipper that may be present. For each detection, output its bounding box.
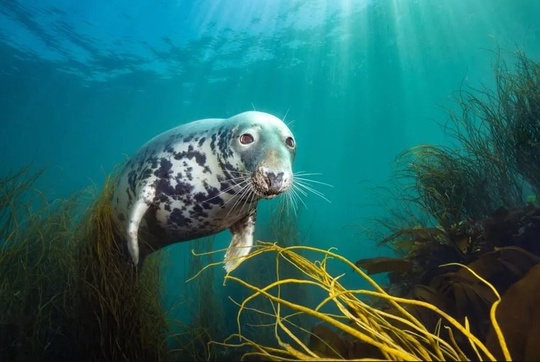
[127,183,156,266]
[224,209,256,273]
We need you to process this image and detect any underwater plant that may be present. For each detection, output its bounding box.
[0,167,82,360]
[247,200,315,342]
[0,167,170,361]
[354,51,540,360]
[361,51,540,282]
[379,51,540,240]
[449,51,540,196]
[71,170,169,361]
[213,242,510,361]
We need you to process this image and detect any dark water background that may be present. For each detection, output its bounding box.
[1,0,540,339]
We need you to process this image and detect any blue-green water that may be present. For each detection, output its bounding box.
[1,0,540,356]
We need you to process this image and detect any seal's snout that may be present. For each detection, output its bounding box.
[265,171,285,194]
[253,167,292,197]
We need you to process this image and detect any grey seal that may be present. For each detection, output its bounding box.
[111,111,296,272]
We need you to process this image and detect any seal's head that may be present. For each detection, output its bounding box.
[225,111,296,199]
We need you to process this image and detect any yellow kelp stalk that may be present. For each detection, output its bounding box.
[210,242,510,361]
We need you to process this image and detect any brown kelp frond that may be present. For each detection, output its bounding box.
[354,256,412,276]
[485,263,540,361]
[395,246,540,356]
[367,204,540,298]
[216,242,508,361]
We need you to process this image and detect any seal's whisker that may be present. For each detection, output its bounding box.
[226,182,253,217]
[289,186,308,209]
[294,188,308,209]
[294,181,331,203]
[283,192,292,215]
[293,171,329,178]
[294,171,323,175]
[225,175,251,181]
[247,186,258,210]
[283,110,296,128]
[224,191,245,218]
[219,177,250,194]
[293,176,334,188]
[282,193,296,216]
[207,177,250,203]
[219,177,251,189]
[295,181,328,198]
[283,190,293,213]
[292,183,308,197]
[221,182,248,208]
[221,173,251,185]
[223,181,250,209]
[234,186,257,217]
[226,170,252,177]
[286,189,300,214]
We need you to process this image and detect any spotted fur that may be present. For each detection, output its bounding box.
[112,111,296,272]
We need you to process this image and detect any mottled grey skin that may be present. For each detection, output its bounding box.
[112,111,296,272]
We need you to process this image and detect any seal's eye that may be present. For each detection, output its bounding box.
[239,133,254,145]
[285,137,295,148]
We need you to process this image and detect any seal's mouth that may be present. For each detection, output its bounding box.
[254,188,281,199]
[251,169,291,198]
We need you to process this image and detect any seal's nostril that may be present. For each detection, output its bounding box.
[266,172,284,192]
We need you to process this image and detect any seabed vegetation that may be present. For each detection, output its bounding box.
[0,50,539,361]
[0,167,169,361]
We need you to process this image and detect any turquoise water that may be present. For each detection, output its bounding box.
[2,0,540,354]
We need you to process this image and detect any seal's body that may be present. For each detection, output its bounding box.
[112,111,296,271]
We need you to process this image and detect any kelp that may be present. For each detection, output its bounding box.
[348,51,540,361]
[0,167,82,360]
[361,204,540,294]
[378,51,540,256]
[392,246,540,354]
[209,242,510,361]
[72,170,169,361]
[399,51,540,228]
[449,50,540,195]
[396,145,506,228]
[0,167,170,361]
[354,256,411,275]
[486,263,540,361]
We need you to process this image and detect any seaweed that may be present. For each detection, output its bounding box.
[486,263,540,360]
[216,242,510,361]
[354,51,540,360]
[0,167,169,361]
[371,51,540,283]
[0,166,82,360]
[71,170,168,361]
